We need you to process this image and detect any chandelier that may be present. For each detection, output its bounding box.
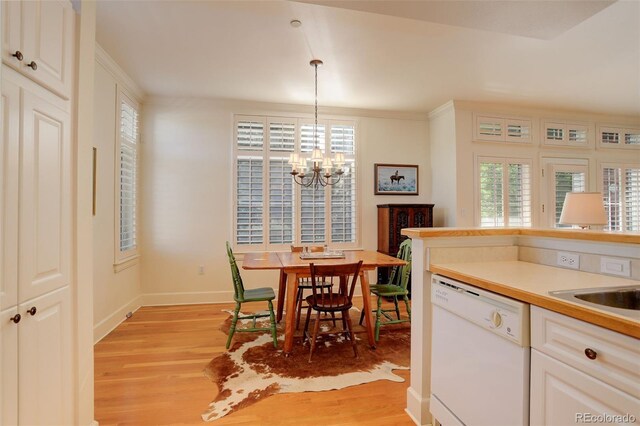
[288,59,346,188]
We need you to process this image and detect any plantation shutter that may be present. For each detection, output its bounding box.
[300,123,325,152]
[236,157,263,244]
[269,158,294,244]
[330,124,356,243]
[603,167,622,231]
[624,167,640,231]
[237,121,264,150]
[479,158,532,227]
[554,170,586,227]
[300,185,325,243]
[119,100,138,252]
[479,162,504,227]
[507,163,531,227]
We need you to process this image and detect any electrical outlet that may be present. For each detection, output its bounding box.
[600,257,631,277]
[198,265,205,275]
[557,252,580,270]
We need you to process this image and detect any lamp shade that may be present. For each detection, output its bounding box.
[559,192,607,227]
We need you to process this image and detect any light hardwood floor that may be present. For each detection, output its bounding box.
[94,299,414,425]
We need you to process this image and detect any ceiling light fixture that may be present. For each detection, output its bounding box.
[288,59,345,188]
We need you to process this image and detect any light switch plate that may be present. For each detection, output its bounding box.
[600,257,631,277]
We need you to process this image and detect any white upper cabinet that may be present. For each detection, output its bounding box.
[542,120,590,148]
[473,113,532,144]
[2,0,75,99]
[597,124,640,149]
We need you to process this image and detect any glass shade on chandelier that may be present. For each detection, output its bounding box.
[289,59,347,188]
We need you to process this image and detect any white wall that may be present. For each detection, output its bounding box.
[140,98,430,302]
[92,49,143,342]
[428,102,457,226]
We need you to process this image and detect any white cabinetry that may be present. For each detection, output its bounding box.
[1,1,74,424]
[2,0,74,99]
[530,306,640,426]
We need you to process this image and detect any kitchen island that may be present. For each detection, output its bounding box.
[401,227,640,426]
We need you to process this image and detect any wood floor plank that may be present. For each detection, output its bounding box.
[94,299,414,425]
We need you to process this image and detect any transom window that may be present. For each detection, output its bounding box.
[234,115,358,250]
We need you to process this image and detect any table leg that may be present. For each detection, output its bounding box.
[359,270,376,348]
[276,269,286,322]
[283,272,298,355]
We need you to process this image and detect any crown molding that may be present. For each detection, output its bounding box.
[95,43,145,102]
[428,100,455,119]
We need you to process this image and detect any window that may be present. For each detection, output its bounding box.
[597,125,640,149]
[473,114,532,144]
[542,121,589,147]
[601,163,640,231]
[540,159,589,228]
[115,92,139,263]
[477,157,532,227]
[234,115,357,250]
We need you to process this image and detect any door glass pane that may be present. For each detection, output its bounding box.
[554,171,586,227]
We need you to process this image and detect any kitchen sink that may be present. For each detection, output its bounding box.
[549,286,640,320]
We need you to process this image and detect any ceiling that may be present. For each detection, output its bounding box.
[95,0,640,116]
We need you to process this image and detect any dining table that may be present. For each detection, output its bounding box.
[242,249,407,355]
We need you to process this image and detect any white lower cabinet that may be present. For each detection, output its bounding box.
[530,306,640,426]
[531,350,639,426]
[1,288,71,426]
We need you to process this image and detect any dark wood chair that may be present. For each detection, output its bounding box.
[290,245,334,330]
[303,261,363,362]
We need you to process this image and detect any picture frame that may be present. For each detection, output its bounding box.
[374,163,419,195]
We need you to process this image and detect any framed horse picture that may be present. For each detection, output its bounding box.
[374,164,419,195]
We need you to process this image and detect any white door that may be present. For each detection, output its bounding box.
[18,287,71,426]
[530,350,639,426]
[541,158,589,228]
[19,87,71,303]
[0,307,20,425]
[1,78,20,311]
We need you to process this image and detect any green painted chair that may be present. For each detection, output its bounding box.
[225,242,278,349]
[360,238,412,341]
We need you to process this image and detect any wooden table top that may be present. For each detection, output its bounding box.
[242,250,405,271]
[241,252,283,270]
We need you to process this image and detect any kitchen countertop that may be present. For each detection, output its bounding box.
[402,227,640,244]
[430,260,640,339]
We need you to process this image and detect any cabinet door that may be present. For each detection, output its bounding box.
[1,78,20,311]
[390,207,411,254]
[2,0,74,99]
[1,1,23,70]
[0,307,19,425]
[530,350,639,426]
[19,88,71,303]
[18,287,71,425]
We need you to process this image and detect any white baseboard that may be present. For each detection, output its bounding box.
[94,295,144,344]
[406,387,431,426]
[141,290,235,306]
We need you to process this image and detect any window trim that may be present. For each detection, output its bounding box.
[598,161,640,231]
[232,114,360,252]
[474,155,533,228]
[113,88,140,267]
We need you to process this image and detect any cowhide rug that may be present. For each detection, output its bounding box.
[202,309,410,421]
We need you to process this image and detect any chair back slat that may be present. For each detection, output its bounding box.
[309,261,362,307]
[225,241,245,300]
[388,239,412,286]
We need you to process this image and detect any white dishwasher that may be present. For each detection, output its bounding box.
[431,275,530,426]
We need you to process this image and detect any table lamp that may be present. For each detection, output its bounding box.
[559,192,607,229]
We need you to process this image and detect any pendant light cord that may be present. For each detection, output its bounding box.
[314,61,318,150]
